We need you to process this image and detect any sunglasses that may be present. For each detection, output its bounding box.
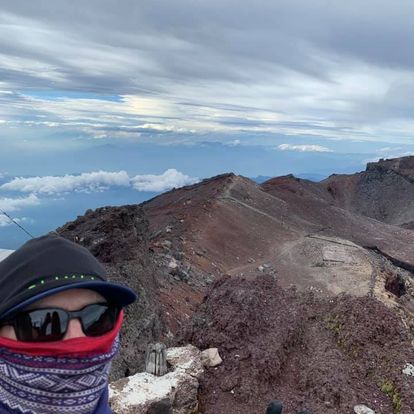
[0,302,120,342]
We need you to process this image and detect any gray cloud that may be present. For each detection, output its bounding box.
[2,1,413,79]
[1,1,414,144]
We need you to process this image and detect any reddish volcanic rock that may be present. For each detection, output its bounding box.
[322,156,414,227]
[144,167,414,289]
[56,205,167,381]
[53,155,414,407]
[182,275,414,414]
[367,156,414,178]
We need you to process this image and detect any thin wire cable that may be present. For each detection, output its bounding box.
[0,208,35,239]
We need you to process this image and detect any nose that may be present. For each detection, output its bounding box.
[63,318,86,339]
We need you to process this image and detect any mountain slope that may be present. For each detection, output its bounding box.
[142,168,414,300]
[52,156,414,410]
[322,156,414,227]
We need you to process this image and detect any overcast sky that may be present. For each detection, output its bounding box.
[1,0,414,244]
[3,0,414,144]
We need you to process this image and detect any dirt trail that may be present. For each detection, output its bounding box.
[226,232,376,299]
[226,237,305,276]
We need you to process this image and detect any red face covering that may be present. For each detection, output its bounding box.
[0,309,123,357]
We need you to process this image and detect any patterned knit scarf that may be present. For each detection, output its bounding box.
[0,311,123,414]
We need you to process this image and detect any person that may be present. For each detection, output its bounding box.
[0,233,137,414]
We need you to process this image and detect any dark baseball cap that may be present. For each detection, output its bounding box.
[0,233,137,320]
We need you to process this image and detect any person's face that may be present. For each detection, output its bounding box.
[0,288,106,341]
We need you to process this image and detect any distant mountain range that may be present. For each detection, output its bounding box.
[252,173,327,183]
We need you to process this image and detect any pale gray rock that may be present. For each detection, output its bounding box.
[109,345,204,414]
[201,348,223,367]
[403,363,414,376]
[168,258,178,269]
[354,405,375,414]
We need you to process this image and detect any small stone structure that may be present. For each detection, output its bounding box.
[145,343,168,376]
[109,345,204,414]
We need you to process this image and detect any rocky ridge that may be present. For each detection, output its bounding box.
[322,156,414,227]
[55,156,414,413]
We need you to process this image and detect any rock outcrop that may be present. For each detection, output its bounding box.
[109,345,203,414]
[322,156,414,227]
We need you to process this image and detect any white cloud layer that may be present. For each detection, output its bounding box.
[277,144,333,153]
[1,171,130,194]
[1,170,198,194]
[0,194,40,211]
[0,248,14,260]
[131,169,199,192]
[0,194,39,228]
[0,215,12,227]
[0,215,31,228]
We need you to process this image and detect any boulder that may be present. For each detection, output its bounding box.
[109,345,203,414]
[201,348,222,367]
